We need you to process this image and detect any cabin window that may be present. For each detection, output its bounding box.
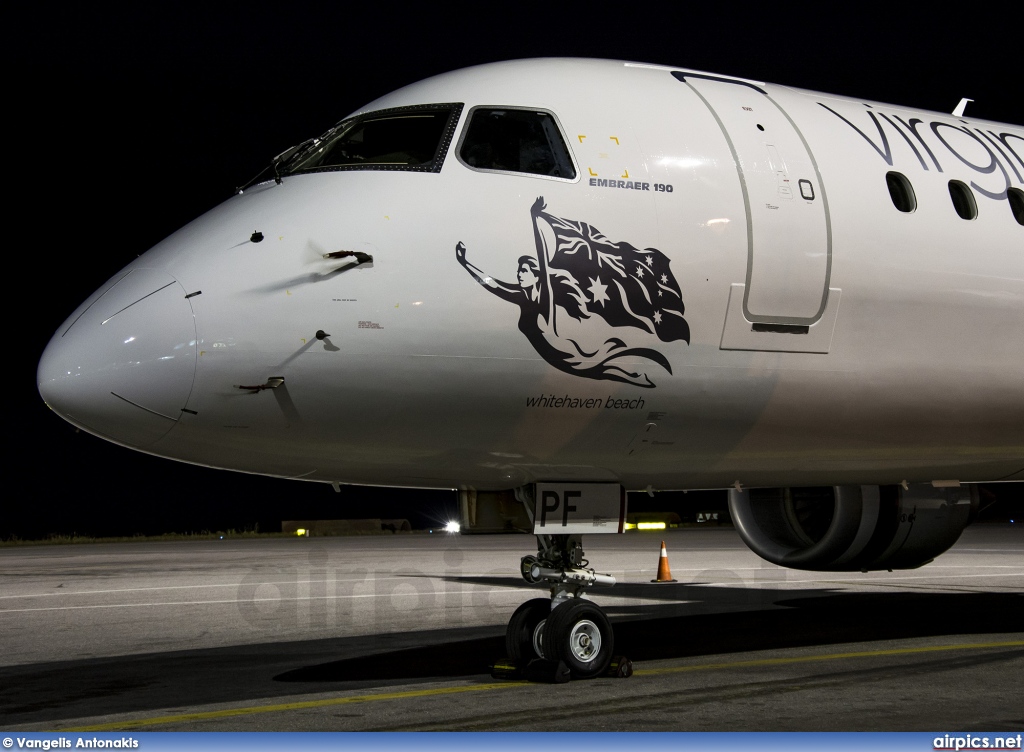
[885,172,916,213]
[279,104,463,175]
[458,107,576,179]
[1008,187,1024,226]
[948,180,978,220]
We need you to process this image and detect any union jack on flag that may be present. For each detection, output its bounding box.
[542,211,690,343]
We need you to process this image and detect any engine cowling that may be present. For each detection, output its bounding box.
[728,484,977,571]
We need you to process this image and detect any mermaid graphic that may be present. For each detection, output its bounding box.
[456,197,689,388]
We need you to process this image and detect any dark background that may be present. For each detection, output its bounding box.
[5,5,1021,538]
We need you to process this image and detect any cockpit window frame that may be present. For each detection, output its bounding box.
[279,103,464,176]
[455,105,579,183]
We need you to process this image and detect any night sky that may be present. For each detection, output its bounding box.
[7,5,1021,538]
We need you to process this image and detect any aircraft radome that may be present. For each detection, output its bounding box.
[37,58,1024,679]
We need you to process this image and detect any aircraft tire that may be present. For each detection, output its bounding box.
[505,598,551,663]
[542,598,614,679]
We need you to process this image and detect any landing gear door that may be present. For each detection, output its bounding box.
[677,73,832,325]
[534,483,627,534]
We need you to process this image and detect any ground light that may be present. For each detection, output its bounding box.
[445,520,461,533]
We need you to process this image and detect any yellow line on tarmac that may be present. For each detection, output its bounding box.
[66,640,1024,731]
[66,682,526,731]
[634,640,1024,676]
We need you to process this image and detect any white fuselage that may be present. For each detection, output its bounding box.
[37,59,1024,491]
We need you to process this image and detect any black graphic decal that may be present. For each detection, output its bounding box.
[878,113,930,172]
[995,132,1024,171]
[980,131,1023,183]
[892,116,945,172]
[818,103,896,166]
[456,197,689,388]
[930,122,1011,200]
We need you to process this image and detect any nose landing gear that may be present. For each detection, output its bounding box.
[507,532,617,679]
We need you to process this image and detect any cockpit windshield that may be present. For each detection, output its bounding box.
[279,104,463,175]
[458,108,576,179]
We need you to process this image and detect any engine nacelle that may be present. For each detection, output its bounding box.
[728,484,978,571]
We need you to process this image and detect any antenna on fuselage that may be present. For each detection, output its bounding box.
[952,98,974,117]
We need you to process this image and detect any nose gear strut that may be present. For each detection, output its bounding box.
[520,534,616,606]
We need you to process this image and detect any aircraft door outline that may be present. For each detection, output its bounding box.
[675,72,833,326]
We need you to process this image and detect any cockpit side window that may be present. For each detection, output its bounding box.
[280,103,463,175]
[458,107,577,180]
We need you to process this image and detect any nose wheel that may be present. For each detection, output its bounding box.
[505,598,550,663]
[542,598,614,678]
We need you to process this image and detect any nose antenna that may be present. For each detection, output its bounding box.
[234,376,285,394]
[323,249,373,265]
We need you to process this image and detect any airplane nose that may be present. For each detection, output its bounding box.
[38,268,198,448]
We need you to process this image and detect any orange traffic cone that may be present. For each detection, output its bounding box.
[651,540,677,582]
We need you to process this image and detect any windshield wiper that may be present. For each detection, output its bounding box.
[235,138,319,194]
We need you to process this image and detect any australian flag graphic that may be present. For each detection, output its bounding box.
[541,209,690,344]
[456,198,689,388]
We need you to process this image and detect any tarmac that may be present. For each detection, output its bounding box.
[0,524,1021,731]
